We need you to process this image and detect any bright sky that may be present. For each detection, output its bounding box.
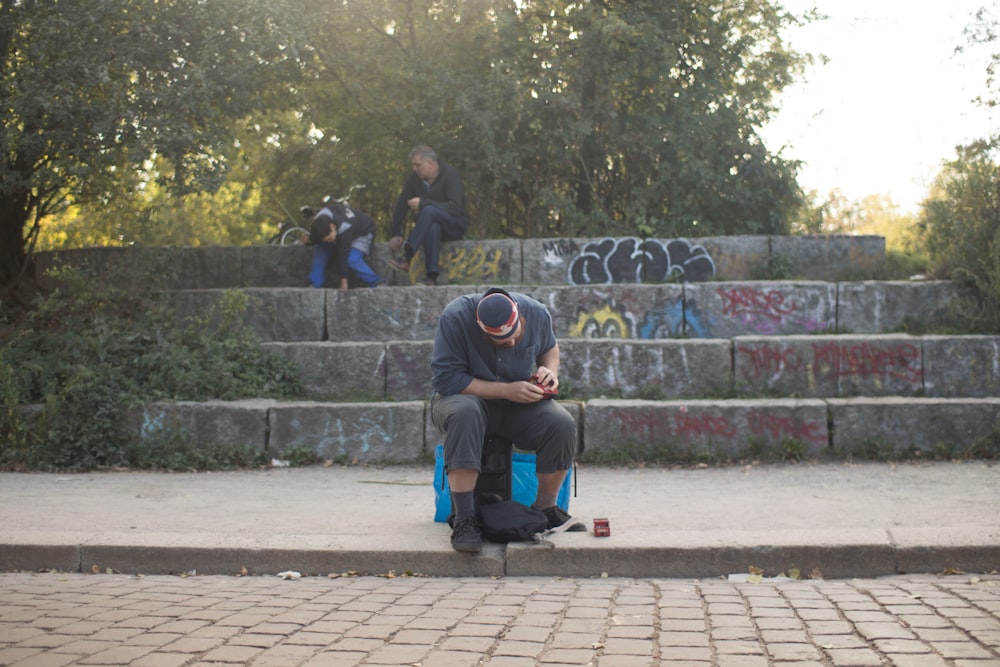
[760,1,997,212]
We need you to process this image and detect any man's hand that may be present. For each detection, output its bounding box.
[507,380,549,404]
[532,366,559,391]
[407,197,421,212]
[389,236,404,252]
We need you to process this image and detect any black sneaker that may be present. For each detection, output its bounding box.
[450,515,482,552]
[541,505,587,532]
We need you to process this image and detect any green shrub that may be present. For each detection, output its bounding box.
[750,252,794,280]
[0,263,301,471]
[918,140,1000,333]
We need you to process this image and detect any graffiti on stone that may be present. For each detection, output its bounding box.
[570,303,634,339]
[737,341,923,386]
[746,411,826,445]
[737,345,804,379]
[443,244,504,282]
[611,406,826,447]
[542,239,581,267]
[719,286,797,322]
[714,285,829,335]
[674,411,737,439]
[568,237,716,285]
[636,297,686,339]
[812,341,922,383]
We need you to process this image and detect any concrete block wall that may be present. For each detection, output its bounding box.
[33,235,1000,464]
[163,281,967,344]
[124,396,1000,465]
[36,234,886,289]
[259,335,1000,403]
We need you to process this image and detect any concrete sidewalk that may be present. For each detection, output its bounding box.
[1,461,998,580]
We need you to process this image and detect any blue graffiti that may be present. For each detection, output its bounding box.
[637,299,686,339]
[141,410,165,439]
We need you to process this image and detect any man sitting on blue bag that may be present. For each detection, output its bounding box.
[430,287,584,552]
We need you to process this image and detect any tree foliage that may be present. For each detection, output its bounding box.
[911,6,1000,333]
[919,140,1000,332]
[4,0,815,311]
[0,264,302,471]
[0,0,307,307]
[276,0,811,240]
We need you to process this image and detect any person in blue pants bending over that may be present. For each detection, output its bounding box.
[307,202,386,289]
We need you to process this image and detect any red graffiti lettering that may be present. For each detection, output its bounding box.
[746,411,826,444]
[811,342,922,382]
[737,345,802,378]
[718,287,798,322]
[614,410,666,438]
[674,411,737,440]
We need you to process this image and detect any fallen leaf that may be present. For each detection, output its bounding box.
[748,565,764,575]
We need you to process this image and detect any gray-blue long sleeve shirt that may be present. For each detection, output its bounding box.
[431,292,557,397]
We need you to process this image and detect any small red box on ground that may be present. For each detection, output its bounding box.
[593,518,611,537]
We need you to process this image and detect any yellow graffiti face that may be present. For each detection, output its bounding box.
[570,304,631,338]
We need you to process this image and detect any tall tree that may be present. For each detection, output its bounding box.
[232,0,813,241]
[0,0,305,309]
[494,0,810,237]
[17,0,815,264]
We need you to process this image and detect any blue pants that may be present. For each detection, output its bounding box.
[407,206,469,277]
[310,245,381,288]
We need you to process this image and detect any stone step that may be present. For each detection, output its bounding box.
[262,334,1000,402]
[37,234,887,289]
[165,281,965,344]
[123,397,1000,465]
[33,240,1000,465]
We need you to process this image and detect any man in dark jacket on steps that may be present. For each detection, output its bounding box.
[387,145,470,286]
[430,287,583,552]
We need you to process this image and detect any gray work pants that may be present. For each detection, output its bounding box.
[430,393,577,473]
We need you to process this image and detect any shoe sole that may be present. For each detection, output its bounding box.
[451,540,482,552]
[388,262,409,273]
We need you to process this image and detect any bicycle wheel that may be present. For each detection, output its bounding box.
[279,226,309,246]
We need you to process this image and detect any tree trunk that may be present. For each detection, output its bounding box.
[0,192,36,312]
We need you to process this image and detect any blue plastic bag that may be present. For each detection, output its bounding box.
[433,444,572,522]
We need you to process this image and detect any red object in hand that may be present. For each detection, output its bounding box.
[530,374,558,398]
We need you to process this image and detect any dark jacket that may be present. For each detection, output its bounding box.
[316,204,376,277]
[431,290,557,397]
[391,161,469,237]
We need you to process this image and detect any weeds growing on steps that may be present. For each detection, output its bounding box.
[0,261,301,472]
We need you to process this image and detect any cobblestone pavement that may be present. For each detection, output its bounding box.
[1,572,999,666]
